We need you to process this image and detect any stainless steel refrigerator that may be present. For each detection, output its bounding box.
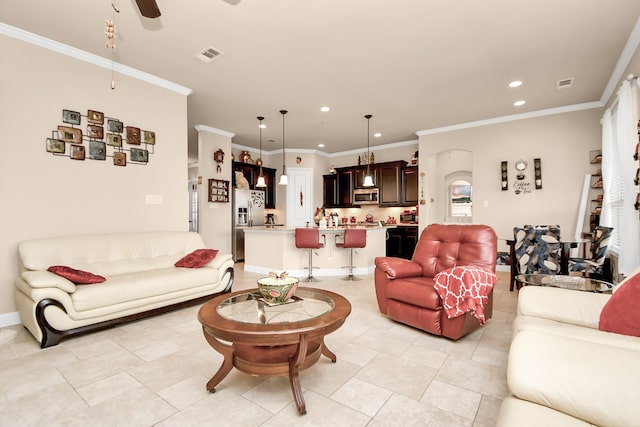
[232,189,265,261]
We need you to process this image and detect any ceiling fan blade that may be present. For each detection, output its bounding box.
[135,0,161,18]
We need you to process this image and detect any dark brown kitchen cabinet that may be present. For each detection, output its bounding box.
[322,174,338,208]
[386,226,418,259]
[402,166,419,206]
[377,161,406,206]
[232,161,276,209]
[353,165,377,188]
[337,169,354,207]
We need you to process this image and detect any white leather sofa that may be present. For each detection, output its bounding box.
[15,231,234,348]
[496,280,640,426]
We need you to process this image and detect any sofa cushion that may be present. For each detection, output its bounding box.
[71,267,220,311]
[599,271,640,337]
[47,266,106,284]
[513,315,640,351]
[175,249,219,268]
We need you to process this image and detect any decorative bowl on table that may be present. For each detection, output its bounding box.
[258,272,299,304]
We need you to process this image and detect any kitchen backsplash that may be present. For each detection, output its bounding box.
[324,206,417,224]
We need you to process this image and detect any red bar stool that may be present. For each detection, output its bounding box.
[335,228,367,281]
[295,228,326,282]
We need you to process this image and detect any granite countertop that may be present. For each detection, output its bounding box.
[244,225,390,233]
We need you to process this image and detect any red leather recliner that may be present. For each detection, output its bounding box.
[374,224,498,340]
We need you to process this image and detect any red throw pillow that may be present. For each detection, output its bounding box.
[47,266,106,284]
[175,249,219,268]
[599,273,640,337]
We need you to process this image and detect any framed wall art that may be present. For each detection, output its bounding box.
[57,125,82,144]
[87,125,104,139]
[48,108,156,167]
[126,126,141,145]
[114,151,126,166]
[87,110,104,125]
[70,144,85,160]
[89,141,106,160]
[62,109,81,125]
[107,119,123,133]
[144,131,155,145]
[208,179,229,202]
[130,148,149,163]
[46,138,65,154]
[106,133,122,147]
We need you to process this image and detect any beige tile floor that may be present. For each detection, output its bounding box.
[0,267,517,426]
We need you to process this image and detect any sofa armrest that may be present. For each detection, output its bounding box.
[204,253,233,270]
[20,270,77,293]
[374,257,423,279]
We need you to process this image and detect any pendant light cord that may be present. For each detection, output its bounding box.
[280,110,287,174]
[365,114,372,175]
[258,116,264,176]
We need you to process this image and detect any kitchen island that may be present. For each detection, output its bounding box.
[243,226,388,277]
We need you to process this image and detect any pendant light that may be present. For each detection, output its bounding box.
[278,109,289,186]
[363,114,374,187]
[255,116,267,188]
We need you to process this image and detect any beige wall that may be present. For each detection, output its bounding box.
[197,127,233,253]
[419,109,603,251]
[0,35,189,317]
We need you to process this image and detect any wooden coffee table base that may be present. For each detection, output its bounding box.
[198,288,351,415]
[202,330,337,415]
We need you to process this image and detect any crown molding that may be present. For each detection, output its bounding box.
[600,16,640,105]
[0,23,192,96]
[194,125,235,138]
[415,102,603,136]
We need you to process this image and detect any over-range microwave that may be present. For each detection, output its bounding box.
[353,188,379,205]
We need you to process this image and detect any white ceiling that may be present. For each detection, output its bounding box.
[2,1,640,160]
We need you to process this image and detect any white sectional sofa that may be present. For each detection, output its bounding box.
[496,277,640,426]
[15,231,234,348]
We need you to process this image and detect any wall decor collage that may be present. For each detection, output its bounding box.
[45,109,156,167]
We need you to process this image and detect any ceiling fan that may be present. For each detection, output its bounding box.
[134,0,161,18]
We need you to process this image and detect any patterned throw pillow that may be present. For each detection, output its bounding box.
[599,272,640,337]
[175,249,219,268]
[47,266,106,284]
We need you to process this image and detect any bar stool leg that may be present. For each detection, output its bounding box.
[301,248,320,282]
[342,248,361,281]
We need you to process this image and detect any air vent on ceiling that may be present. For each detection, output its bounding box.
[557,77,573,89]
[196,46,223,63]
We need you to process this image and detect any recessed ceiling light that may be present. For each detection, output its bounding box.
[514,100,526,106]
[318,143,325,148]
[509,80,523,88]
[374,133,382,138]
[320,106,330,112]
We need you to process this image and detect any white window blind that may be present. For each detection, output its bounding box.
[600,78,640,276]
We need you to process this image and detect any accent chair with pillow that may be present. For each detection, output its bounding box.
[374,223,498,340]
[569,225,613,280]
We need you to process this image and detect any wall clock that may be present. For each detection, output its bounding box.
[214,149,225,173]
[515,159,527,180]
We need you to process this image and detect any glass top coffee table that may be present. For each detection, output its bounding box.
[516,274,614,293]
[198,287,351,415]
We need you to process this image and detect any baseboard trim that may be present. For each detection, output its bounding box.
[243,265,375,277]
[0,311,21,328]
